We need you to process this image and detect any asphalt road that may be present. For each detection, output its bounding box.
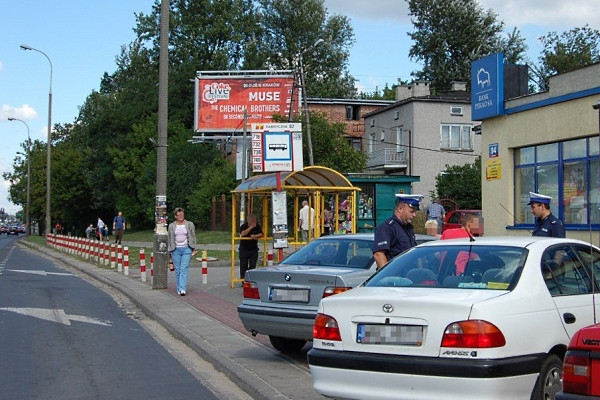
[0,235,241,400]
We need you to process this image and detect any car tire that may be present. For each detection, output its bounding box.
[268,336,306,353]
[530,354,562,400]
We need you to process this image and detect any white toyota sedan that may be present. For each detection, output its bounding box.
[308,237,600,400]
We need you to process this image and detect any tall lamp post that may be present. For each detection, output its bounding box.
[20,44,52,236]
[8,117,31,237]
[297,38,324,166]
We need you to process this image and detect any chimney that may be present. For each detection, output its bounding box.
[411,81,430,97]
[451,81,467,91]
[395,84,412,101]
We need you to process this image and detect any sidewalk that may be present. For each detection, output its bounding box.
[24,240,325,400]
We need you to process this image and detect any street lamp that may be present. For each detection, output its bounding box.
[297,38,325,166]
[20,44,52,236]
[8,117,31,237]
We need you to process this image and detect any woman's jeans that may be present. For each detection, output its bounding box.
[171,246,192,293]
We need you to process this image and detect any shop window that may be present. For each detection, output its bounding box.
[514,136,600,229]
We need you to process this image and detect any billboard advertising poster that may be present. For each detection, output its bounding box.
[471,53,504,120]
[251,123,303,173]
[195,74,299,132]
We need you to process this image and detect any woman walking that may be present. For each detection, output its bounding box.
[168,207,197,295]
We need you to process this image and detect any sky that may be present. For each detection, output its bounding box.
[1,0,599,217]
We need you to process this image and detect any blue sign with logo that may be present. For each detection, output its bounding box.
[489,143,499,158]
[471,53,504,120]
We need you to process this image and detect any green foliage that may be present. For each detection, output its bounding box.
[255,0,357,98]
[360,83,398,100]
[538,25,600,81]
[307,112,367,172]
[187,158,237,229]
[435,157,481,209]
[406,0,527,91]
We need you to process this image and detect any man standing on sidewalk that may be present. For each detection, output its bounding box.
[239,214,263,280]
[113,211,126,244]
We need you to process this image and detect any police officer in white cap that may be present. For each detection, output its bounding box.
[528,192,565,238]
[373,194,423,269]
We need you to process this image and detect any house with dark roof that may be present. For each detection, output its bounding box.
[362,81,481,204]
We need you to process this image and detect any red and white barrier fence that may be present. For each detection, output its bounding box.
[117,245,123,272]
[140,249,146,282]
[123,246,129,276]
[201,250,208,284]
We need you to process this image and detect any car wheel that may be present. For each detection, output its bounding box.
[530,354,562,400]
[268,336,306,353]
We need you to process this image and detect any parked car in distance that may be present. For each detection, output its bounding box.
[557,323,600,399]
[308,236,600,400]
[442,209,483,236]
[238,233,436,353]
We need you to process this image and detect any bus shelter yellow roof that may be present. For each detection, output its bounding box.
[232,166,359,194]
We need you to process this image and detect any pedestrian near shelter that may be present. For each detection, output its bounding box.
[230,166,361,288]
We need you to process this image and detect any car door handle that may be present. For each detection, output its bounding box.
[563,313,576,324]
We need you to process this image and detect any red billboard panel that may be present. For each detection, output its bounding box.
[194,74,299,132]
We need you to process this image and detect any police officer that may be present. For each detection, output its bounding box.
[528,192,565,238]
[373,194,423,270]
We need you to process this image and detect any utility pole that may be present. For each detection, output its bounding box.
[153,0,170,289]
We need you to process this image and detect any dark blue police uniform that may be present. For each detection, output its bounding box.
[532,213,565,238]
[373,215,417,261]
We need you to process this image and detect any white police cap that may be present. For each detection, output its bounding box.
[395,194,424,210]
[527,192,552,205]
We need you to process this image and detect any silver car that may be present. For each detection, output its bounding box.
[237,233,435,353]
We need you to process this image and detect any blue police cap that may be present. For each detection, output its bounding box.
[527,192,551,205]
[395,194,424,210]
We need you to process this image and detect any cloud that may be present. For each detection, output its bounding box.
[0,61,3,71]
[325,0,410,23]
[324,0,600,31]
[0,104,38,121]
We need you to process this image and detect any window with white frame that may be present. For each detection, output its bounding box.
[440,124,472,151]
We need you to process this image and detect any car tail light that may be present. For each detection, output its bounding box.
[441,320,506,348]
[562,350,592,395]
[322,286,351,298]
[313,313,342,341]
[242,281,260,299]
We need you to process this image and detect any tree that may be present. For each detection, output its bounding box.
[307,112,367,172]
[255,0,357,98]
[538,25,600,80]
[360,83,398,100]
[434,158,481,209]
[406,0,526,92]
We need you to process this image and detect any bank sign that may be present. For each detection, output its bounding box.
[471,53,504,120]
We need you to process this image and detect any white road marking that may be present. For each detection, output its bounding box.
[0,307,113,326]
[6,269,74,276]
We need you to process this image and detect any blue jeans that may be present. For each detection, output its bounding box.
[171,246,192,293]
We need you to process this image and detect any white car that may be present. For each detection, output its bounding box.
[308,236,600,400]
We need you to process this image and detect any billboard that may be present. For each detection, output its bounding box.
[194,72,299,132]
[471,53,504,120]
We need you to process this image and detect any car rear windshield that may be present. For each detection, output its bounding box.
[280,238,375,269]
[365,245,527,289]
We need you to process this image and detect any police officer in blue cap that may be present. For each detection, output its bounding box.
[373,194,423,269]
[528,192,565,238]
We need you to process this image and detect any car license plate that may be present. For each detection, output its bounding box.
[357,324,423,345]
[269,287,309,303]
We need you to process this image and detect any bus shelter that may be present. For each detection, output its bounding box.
[229,166,361,287]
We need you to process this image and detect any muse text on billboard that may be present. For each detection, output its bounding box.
[195,76,299,132]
